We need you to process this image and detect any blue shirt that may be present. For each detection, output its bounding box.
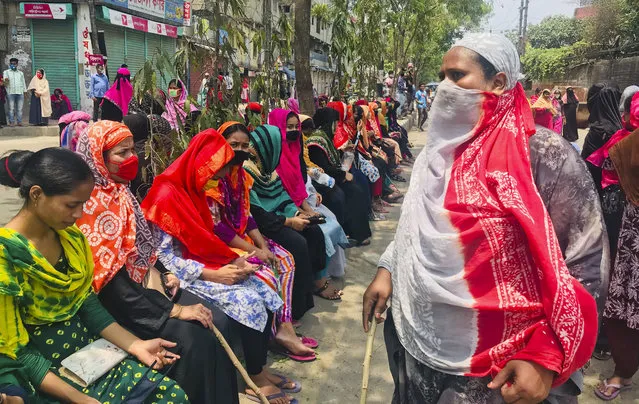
[89,73,109,98]
[415,90,428,109]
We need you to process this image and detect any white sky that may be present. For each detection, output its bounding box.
[483,0,581,33]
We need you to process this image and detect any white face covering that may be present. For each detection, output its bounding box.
[427,79,483,147]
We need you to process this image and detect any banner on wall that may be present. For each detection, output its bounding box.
[22,3,69,19]
[108,8,178,38]
[101,0,184,25]
[183,2,191,26]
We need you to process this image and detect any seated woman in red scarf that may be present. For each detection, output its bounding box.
[142,129,303,404]
[50,88,72,119]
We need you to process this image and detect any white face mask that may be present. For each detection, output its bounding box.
[428,79,483,144]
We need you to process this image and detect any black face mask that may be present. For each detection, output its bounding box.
[286,130,301,141]
[231,150,251,165]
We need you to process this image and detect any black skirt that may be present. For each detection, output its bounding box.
[29,92,48,125]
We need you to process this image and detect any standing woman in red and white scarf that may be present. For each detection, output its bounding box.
[363,33,598,403]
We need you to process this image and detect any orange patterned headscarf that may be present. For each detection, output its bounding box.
[76,121,155,291]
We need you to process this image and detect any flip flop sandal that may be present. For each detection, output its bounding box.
[291,319,302,328]
[270,346,317,362]
[245,391,298,403]
[313,280,342,301]
[272,373,303,393]
[592,349,612,361]
[594,380,632,401]
[391,174,406,182]
[298,335,319,348]
[356,238,371,247]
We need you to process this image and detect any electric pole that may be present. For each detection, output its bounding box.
[517,0,525,55]
[521,0,530,55]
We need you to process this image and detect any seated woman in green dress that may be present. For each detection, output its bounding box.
[0,147,189,404]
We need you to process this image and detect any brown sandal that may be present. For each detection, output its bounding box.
[313,280,342,301]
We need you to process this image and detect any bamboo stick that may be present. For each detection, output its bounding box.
[360,320,378,404]
[211,324,269,404]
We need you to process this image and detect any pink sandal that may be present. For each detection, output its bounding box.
[594,379,632,401]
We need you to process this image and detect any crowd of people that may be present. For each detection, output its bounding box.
[5,28,639,404]
[0,53,416,403]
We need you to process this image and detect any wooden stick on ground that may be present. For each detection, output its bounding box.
[211,324,269,404]
[360,320,378,404]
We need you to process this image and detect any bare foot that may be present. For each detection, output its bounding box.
[247,371,292,404]
[274,322,315,356]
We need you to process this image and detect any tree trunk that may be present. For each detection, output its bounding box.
[263,0,273,106]
[294,0,314,114]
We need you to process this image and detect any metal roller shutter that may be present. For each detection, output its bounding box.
[161,37,176,56]
[31,19,78,108]
[125,30,146,78]
[145,34,167,88]
[99,23,125,81]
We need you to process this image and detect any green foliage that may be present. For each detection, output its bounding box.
[527,16,583,49]
[521,44,576,81]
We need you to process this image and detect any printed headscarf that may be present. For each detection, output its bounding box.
[76,120,156,291]
[162,78,198,129]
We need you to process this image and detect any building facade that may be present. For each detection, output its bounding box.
[0,0,183,114]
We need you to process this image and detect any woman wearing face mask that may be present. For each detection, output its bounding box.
[0,147,186,403]
[75,121,241,404]
[27,68,51,126]
[214,121,318,361]
[363,33,598,403]
[531,89,558,131]
[163,79,199,131]
[268,109,348,299]
[308,109,372,246]
[143,129,302,404]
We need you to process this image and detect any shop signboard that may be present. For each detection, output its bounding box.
[22,3,70,19]
[108,8,178,38]
[101,0,184,24]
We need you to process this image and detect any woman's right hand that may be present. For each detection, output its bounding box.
[286,216,310,231]
[178,303,214,329]
[208,262,257,285]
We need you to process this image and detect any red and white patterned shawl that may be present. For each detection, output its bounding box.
[384,33,597,386]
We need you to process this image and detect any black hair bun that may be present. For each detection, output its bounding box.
[0,151,34,188]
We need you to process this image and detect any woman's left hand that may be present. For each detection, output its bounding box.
[316,193,323,207]
[129,339,180,370]
[163,273,181,297]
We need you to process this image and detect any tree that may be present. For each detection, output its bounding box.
[526,15,583,49]
[294,0,314,114]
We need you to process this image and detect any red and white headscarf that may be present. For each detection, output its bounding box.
[382,33,597,385]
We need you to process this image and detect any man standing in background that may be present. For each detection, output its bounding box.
[415,83,429,131]
[2,58,27,127]
[89,64,109,121]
